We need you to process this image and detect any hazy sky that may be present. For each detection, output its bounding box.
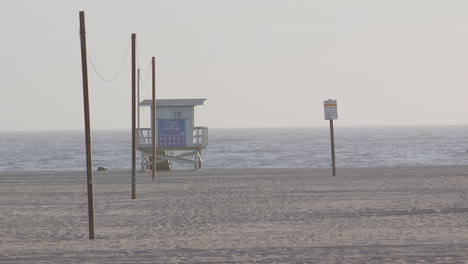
[1,0,468,131]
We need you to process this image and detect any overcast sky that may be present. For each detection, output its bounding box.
[1,0,468,131]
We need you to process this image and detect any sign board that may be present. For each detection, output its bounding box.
[158,119,186,147]
[324,99,338,120]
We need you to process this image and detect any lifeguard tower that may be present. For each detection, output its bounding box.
[136,99,208,171]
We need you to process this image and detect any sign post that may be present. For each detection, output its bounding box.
[324,99,338,176]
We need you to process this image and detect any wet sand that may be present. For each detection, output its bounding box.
[1,166,468,263]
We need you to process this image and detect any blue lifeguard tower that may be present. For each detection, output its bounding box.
[137,99,208,171]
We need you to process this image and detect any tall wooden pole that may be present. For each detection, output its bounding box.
[329,119,336,176]
[137,68,141,129]
[151,57,157,180]
[79,11,95,239]
[131,33,136,199]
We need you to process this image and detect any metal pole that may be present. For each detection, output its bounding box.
[329,119,336,176]
[131,33,136,199]
[151,57,157,180]
[79,11,95,239]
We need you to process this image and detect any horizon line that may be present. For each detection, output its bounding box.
[1,124,468,133]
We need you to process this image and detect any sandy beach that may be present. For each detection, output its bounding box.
[1,166,467,263]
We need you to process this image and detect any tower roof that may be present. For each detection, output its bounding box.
[140,99,206,107]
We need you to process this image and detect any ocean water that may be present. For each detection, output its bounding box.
[0,126,467,171]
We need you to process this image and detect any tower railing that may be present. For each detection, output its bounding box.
[193,126,208,148]
[136,127,208,149]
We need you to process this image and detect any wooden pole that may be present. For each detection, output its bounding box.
[137,68,140,129]
[131,33,136,199]
[79,11,95,239]
[329,119,336,176]
[151,57,157,180]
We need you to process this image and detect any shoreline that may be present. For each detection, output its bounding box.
[1,166,468,263]
[1,163,468,173]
